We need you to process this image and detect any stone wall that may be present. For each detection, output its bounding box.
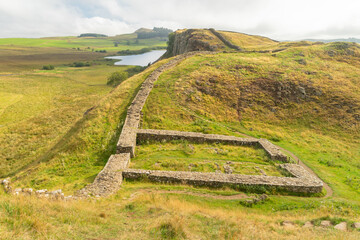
[137,129,289,162]
[137,129,258,146]
[208,28,242,51]
[77,51,215,198]
[77,153,130,197]
[259,139,289,162]
[1,153,130,200]
[116,52,213,157]
[122,163,323,193]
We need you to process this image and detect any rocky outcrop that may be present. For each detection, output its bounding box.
[165,29,225,57]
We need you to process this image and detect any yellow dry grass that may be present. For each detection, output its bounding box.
[219,31,278,50]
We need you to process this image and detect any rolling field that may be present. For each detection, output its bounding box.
[0,34,167,191]
[0,34,167,54]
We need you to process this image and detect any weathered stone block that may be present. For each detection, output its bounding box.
[259,139,288,162]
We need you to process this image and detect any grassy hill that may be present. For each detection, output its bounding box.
[1,29,360,239]
[0,33,166,54]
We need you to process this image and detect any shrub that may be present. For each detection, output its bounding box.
[107,71,128,87]
[156,221,186,240]
[42,65,54,70]
[125,66,147,76]
[70,62,91,67]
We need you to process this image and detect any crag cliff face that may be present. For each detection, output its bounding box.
[165,29,225,57]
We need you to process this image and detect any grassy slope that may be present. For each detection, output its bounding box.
[12,58,171,193]
[0,65,119,177]
[218,30,278,50]
[1,30,360,239]
[1,184,360,240]
[0,33,168,191]
[142,44,360,203]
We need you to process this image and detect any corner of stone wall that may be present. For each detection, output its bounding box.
[76,153,130,197]
[259,139,288,162]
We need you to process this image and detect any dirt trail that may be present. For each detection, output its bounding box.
[275,146,333,197]
[127,189,249,201]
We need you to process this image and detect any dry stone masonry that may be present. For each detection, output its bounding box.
[259,139,289,162]
[76,153,130,197]
[122,164,323,193]
[137,129,258,146]
[137,129,289,162]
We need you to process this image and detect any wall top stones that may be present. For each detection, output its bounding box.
[137,128,258,145]
[123,163,323,193]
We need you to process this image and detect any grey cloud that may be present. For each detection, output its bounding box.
[0,0,360,40]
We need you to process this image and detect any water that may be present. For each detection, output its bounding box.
[105,50,166,66]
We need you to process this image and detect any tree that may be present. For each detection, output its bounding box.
[107,71,128,87]
[42,65,54,70]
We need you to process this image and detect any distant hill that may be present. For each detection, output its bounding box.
[135,28,153,33]
[304,37,360,43]
[136,27,173,39]
[78,33,108,38]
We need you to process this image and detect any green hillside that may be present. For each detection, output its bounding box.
[1,29,360,239]
[0,33,166,54]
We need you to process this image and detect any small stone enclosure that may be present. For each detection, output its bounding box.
[79,51,323,197]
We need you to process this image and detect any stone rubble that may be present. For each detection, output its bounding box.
[320,220,332,227]
[282,221,295,228]
[1,178,66,200]
[352,222,360,229]
[334,222,347,231]
[302,221,314,228]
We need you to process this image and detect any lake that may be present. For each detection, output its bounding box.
[105,50,166,66]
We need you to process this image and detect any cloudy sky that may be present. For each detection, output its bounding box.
[1,0,360,40]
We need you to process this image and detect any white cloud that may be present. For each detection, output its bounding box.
[0,0,360,39]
